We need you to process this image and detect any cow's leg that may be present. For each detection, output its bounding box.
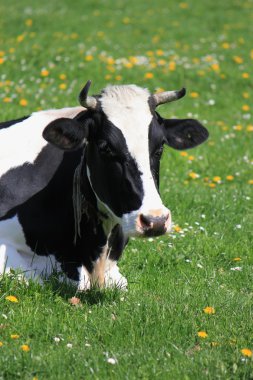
[104,259,128,290]
[89,243,108,288]
[77,265,91,291]
[104,225,128,290]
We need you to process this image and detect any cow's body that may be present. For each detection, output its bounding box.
[0,83,208,289]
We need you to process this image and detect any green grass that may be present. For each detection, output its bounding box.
[0,0,253,378]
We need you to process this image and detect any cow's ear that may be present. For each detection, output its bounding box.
[163,118,209,150]
[43,118,89,151]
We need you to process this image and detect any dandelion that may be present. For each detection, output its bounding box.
[233,56,243,64]
[59,74,67,80]
[144,72,154,79]
[85,55,93,62]
[222,42,230,49]
[174,225,182,232]
[248,180,253,184]
[41,69,49,77]
[11,334,20,339]
[233,125,243,131]
[232,257,241,261]
[209,183,216,188]
[198,331,208,338]
[213,176,221,183]
[242,105,250,111]
[122,17,130,24]
[243,92,250,98]
[0,58,4,65]
[203,306,215,314]
[226,175,234,181]
[0,342,3,347]
[21,344,30,352]
[5,295,18,303]
[115,75,122,81]
[211,63,220,71]
[246,125,253,132]
[188,155,195,161]
[25,19,33,27]
[241,348,252,357]
[59,83,67,90]
[190,92,199,98]
[188,172,199,179]
[180,151,188,157]
[3,97,12,103]
[169,61,176,71]
[17,34,25,43]
[19,99,28,107]
[242,73,249,79]
[179,3,189,9]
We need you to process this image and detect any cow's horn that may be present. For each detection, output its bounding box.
[152,87,186,107]
[79,80,98,109]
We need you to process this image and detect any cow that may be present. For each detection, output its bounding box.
[0,81,208,290]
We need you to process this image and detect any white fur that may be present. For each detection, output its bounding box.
[0,107,83,178]
[100,85,170,236]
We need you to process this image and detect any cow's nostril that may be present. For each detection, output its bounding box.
[140,214,152,229]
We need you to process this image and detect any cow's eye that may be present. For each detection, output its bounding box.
[153,146,163,159]
[97,140,116,158]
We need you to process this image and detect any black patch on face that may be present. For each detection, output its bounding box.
[148,114,165,190]
[86,113,144,217]
[0,116,29,130]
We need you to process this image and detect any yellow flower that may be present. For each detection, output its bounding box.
[222,42,230,49]
[188,172,199,179]
[246,125,253,132]
[242,72,249,79]
[188,155,195,161]
[242,105,250,111]
[198,331,208,338]
[107,57,115,65]
[203,306,215,314]
[0,58,4,65]
[232,257,241,261]
[241,348,252,357]
[233,56,243,64]
[243,92,250,99]
[156,49,164,56]
[169,61,176,71]
[213,176,221,183]
[59,83,67,90]
[209,183,216,188]
[179,2,189,8]
[248,180,253,185]
[11,334,20,339]
[115,75,122,81]
[211,63,220,71]
[19,99,28,107]
[17,34,25,43]
[59,74,67,80]
[174,225,182,232]
[234,125,242,131]
[5,295,18,303]
[144,72,154,79]
[122,17,130,24]
[85,55,93,62]
[25,19,33,27]
[226,175,234,181]
[3,97,12,103]
[0,342,3,347]
[41,69,49,77]
[180,151,188,157]
[190,92,199,98]
[21,344,30,352]
[105,74,111,80]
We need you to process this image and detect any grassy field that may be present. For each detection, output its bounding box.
[0,0,253,378]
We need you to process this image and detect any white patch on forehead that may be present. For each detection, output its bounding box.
[100,85,165,218]
[0,106,84,178]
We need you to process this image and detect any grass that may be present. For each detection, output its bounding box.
[0,0,253,378]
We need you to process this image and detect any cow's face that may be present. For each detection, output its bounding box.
[43,82,208,237]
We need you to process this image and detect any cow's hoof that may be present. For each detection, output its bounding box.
[104,265,128,291]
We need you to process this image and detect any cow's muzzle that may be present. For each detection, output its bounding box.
[137,210,171,237]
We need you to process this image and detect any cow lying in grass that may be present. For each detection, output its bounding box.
[0,81,208,289]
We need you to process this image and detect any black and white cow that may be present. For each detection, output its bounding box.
[0,81,208,289]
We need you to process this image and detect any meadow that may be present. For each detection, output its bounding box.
[0,0,253,378]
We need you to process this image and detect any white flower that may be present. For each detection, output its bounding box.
[230,267,242,271]
[107,358,117,365]
[66,343,73,348]
[54,337,61,343]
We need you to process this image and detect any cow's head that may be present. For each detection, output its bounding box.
[43,81,208,237]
